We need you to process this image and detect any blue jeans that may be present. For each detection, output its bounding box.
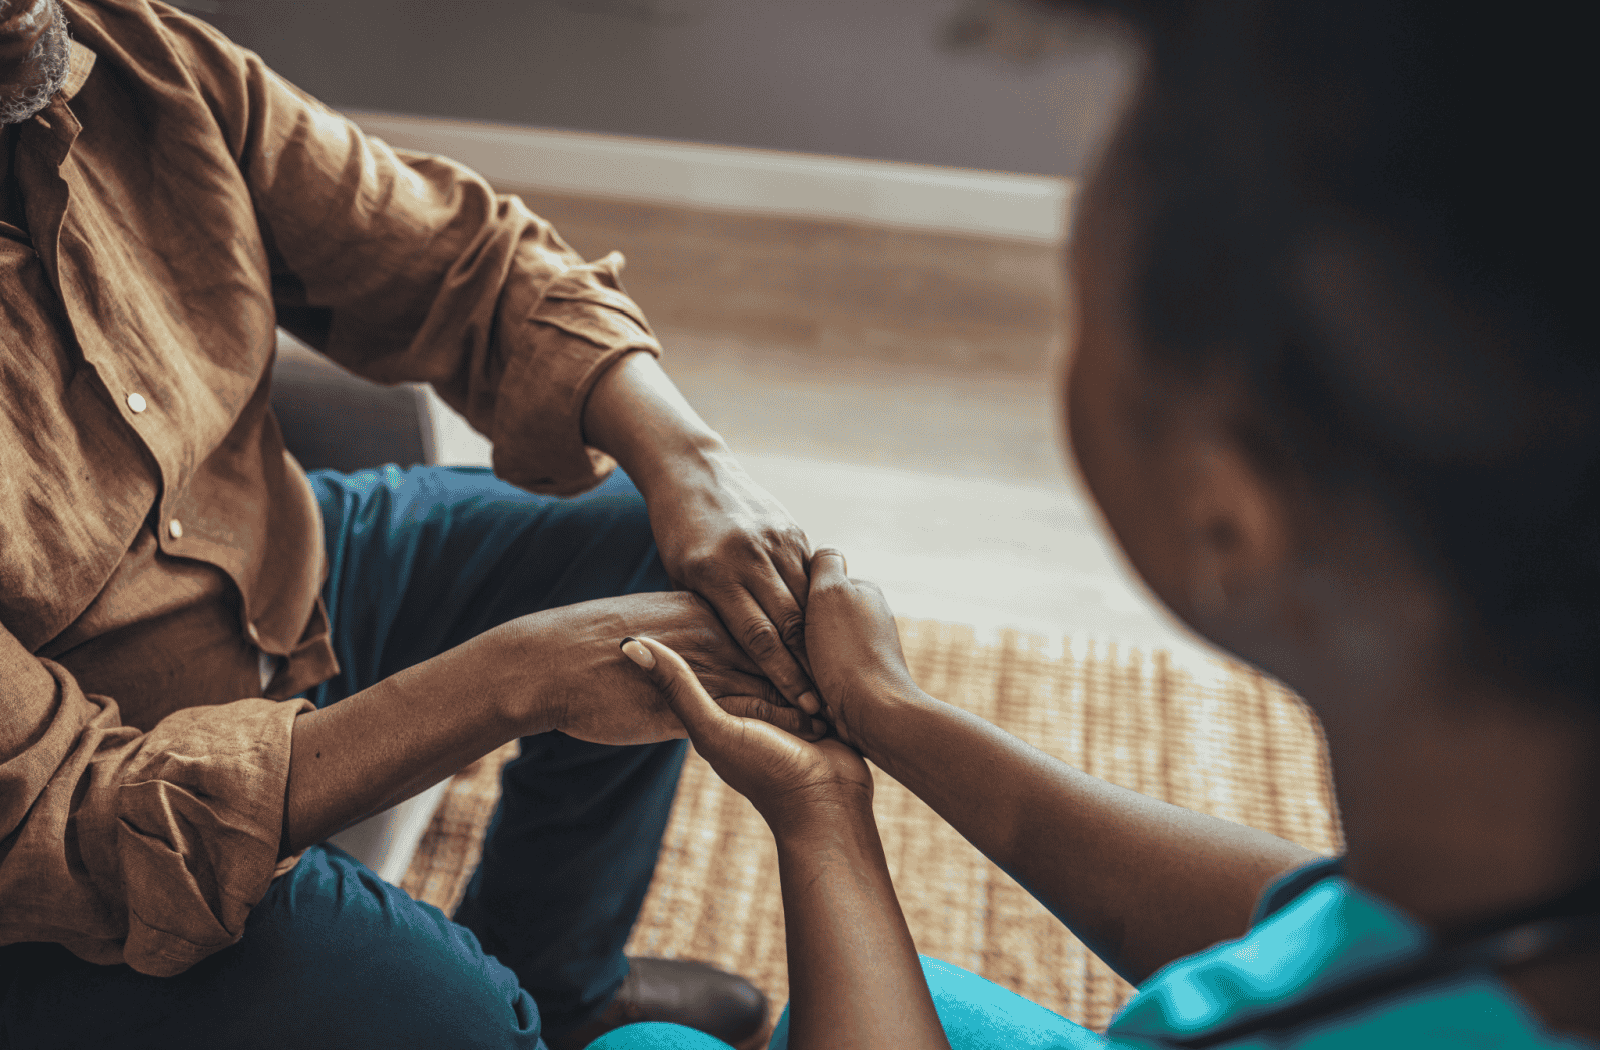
[590,956,1106,1050]
[0,466,687,1049]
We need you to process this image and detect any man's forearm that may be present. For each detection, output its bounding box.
[859,689,1321,985]
[280,621,551,857]
[777,807,950,1050]
[581,350,728,498]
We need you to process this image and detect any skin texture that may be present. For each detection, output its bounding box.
[17,1,1594,1035]
[286,335,826,857]
[641,551,1317,1050]
[645,70,1600,1048]
[4,0,823,866]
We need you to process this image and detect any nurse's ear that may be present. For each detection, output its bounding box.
[1165,373,1301,649]
[1171,393,1292,627]
[1168,363,1455,692]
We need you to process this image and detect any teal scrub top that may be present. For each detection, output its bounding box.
[1106,858,1598,1048]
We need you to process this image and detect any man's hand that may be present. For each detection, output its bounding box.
[581,351,819,713]
[528,590,826,748]
[643,448,819,710]
[283,590,823,857]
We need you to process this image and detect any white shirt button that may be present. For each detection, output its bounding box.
[167,518,184,540]
[126,392,147,413]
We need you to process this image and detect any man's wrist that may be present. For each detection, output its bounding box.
[623,431,732,503]
[487,612,564,737]
[581,350,729,496]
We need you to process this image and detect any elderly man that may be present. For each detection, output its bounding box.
[0,1,825,1047]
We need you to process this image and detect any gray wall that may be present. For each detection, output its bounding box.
[192,0,1131,178]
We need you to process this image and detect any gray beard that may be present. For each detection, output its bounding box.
[1,0,71,126]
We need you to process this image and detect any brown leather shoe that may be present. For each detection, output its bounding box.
[542,957,769,1050]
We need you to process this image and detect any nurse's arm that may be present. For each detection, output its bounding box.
[774,803,953,1050]
[855,689,1322,985]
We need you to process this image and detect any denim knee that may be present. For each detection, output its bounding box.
[570,467,673,596]
[0,848,543,1050]
[220,845,545,1049]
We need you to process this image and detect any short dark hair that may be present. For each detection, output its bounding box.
[1059,0,1600,700]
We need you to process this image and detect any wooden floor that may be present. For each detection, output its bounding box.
[502,187,1070,379]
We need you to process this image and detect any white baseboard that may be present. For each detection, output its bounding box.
[338,109,1072,245]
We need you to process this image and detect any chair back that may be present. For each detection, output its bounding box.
[268,329,436,472]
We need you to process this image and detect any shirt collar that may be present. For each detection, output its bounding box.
[60,37,95,102]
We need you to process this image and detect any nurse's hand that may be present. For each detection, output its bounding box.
[619,634,874,832]
[799,548,926,758]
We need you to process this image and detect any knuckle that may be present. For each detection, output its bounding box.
[674,546,711,572]
[776,608,807,643]
[724,529,764,557]
[740,618,784,658]
[765,525,804,555]
[685,546,735,579]
[756,702,800,731]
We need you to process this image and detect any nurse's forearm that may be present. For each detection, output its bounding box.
[776,804,950,1050]
[857,689,1321,985]
[280,621,550,858]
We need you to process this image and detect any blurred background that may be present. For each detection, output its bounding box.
[181,0,1222,668]
[180,0,1129,177]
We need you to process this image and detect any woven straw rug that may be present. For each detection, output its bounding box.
[401,618,1343,1037]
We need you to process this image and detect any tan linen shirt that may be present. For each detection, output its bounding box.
[1,0,661,977]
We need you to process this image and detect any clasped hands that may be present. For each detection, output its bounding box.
[621,548,916,834]
[521,444,915,834]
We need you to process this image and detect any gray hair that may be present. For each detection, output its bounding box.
[1,0,71,126]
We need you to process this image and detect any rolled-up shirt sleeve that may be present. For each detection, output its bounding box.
[1,625,312,977]
[182,13,661,496]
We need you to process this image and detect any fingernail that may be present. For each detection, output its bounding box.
[798,691,821,715]
[620,638,655,669]
[810,718,828,737]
